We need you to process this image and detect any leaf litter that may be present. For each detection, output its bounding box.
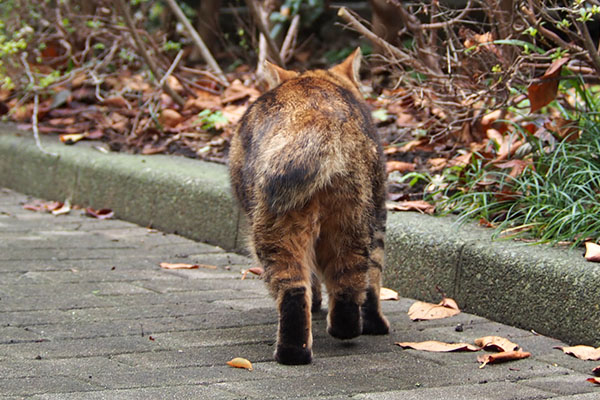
[226,357,253,371]
[408,297,460,321]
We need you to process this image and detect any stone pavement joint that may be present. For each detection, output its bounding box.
[1,188,598,399]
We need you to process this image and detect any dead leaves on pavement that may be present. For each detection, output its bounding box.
[554,345,600,361]
[159,262,218,270]
[226,357,253,371]
[474,336,519,352]
[396,340,480,352]
[408,297,460,321]
[477,350,531,368]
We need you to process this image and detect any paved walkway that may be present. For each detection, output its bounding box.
[1,188,598,399]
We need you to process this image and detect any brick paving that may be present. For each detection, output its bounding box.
[1,188,598,399]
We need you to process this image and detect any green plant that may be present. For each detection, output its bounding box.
[197,109,228,131]
[429,77,600,246]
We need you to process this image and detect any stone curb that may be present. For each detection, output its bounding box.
[1,127,598,348]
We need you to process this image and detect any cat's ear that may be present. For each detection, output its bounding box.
[264,61,299,89]
[329,47,362,88]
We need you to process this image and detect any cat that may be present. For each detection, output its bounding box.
[229,48,389,365]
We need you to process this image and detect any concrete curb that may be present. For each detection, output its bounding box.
[1,127,599,347]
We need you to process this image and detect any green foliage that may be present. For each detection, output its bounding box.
[425,77,600,246]
[197,109,228,131]
[270,0,325,39]
[162,40,182,52]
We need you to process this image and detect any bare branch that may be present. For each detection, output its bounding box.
[162,0,228,84]
[113,0,186,108]
[245,0,286,67]
[20,53,58,157]
[281,14,300,63]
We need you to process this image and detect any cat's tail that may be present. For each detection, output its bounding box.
[255,132,348,215]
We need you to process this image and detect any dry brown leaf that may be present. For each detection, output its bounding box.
[186,90,222,111]
[554,345,600,361]
[379,287,399,301]
[528,57,569,113]
[478,350,531,368]
[221,79,260,104]
[226,357,253,371]
[386,200,435,215]
[495,159,533,178]
[584,242,600,262]
[159,263,199,270]
[386,161,416,174]
[160,109,183,128]
[102,96,130,108]
[474,336,520,352]
[85,207,114,220]
[51,200,71,216]
[23,200,63,212]
[59,133,87,144]
[396,340,480,352]
[241,266,264,280]
[408,298,461,321]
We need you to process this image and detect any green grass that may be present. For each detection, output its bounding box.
[421,78,600,246]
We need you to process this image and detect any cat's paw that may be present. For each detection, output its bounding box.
[361,313,390,335]
[274,345,312,365]
[327,299,361,340]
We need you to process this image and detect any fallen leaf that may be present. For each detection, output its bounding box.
[554,345,600,361]
[528,57,569,113]
[495,159,533,178]
[226,357,253,371]
[85,208,114,220]
[160,109,183,128]
[23,200,63,212]
[159,263,199,270]
[478,350,531,368]
[379,287,399,301]
[408,297,461,321]
[474,336,520,352]
[587,377,600,385]
[386,161,416,174]
[59,133,87,144]
[584,242,600,262]
[593,365,600,376]
[221,79,260,104]
[396,340,480,352]
[103,96,130,108]
[241,266,264,280]
[386,200,435,215]
[51,200,72,216]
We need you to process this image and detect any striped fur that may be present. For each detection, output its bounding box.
[229,48,389,365]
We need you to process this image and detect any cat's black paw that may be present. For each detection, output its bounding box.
[361,313,390,335]
[311,298,322,313]
[327,298,361,340]
[274,345,312,365]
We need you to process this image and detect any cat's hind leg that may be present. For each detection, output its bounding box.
[252,202,319,365]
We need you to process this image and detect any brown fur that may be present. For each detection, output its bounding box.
[229,48,389,365]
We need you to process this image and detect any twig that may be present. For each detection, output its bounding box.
[576,20,600,76]
[158,49,184,87]
[113,0,186,108]
[245,0,286,67]
[179,66,228,88]
[280,14,300,63]
[421,0,474,29]
[20,53,58,157]
[337,7,441,77]
[163,0,228,84]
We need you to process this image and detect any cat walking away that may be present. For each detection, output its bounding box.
[229,48,389,365]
